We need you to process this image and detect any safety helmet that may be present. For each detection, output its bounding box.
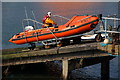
[47,12,52,17]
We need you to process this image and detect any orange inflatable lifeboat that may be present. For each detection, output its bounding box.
[9,15,99,44]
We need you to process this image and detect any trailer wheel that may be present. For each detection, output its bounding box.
[57,42,62,47]
[44,45,51,49]
[28,42,36,50]
[95,34,103,42]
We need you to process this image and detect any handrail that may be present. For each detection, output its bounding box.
[22,19,43,43]
[22,19,28,43]
[31,11,39,42]
[102,17,120,20]
[22,18,59,45]
[71,16,92,24]
[23,19,44,25]
[53,15,70,21]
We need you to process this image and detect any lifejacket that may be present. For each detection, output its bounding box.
[42,15,49,24]
[42,15,57,28]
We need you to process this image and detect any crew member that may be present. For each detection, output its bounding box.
[42,12,57,28]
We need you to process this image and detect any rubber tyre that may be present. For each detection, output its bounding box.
[95,34,103,42]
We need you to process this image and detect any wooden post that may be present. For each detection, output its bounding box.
[62,59,68,80]
[101,59,110,80]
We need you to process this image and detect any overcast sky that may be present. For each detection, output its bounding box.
[1,0,120,2]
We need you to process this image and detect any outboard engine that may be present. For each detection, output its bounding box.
[25,26,34,31]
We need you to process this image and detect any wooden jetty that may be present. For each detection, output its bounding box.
[2,40,119,80]
[2,42,108,66]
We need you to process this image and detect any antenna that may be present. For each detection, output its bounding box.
[24,7,29,26]
[31,10,37,29]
